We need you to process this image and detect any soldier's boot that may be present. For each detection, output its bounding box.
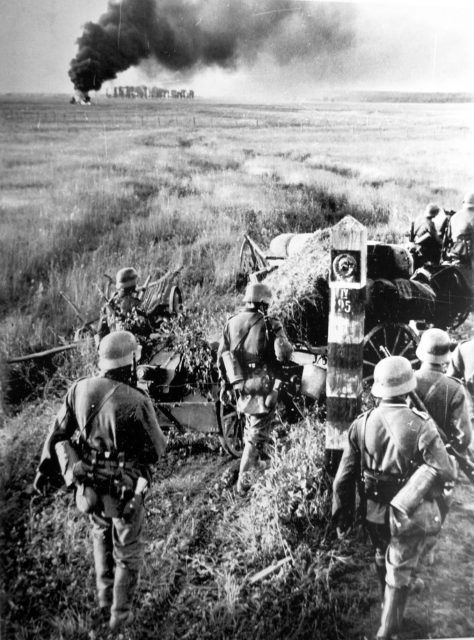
[375,559,387,600]
[92,531,114,612]
[236,442,258,495]
[396,586,409,632]
[376,585,403,640]
[109,566,139,633]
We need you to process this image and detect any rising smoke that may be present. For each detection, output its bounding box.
[69,0,356,93]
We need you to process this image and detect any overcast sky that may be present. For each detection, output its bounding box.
[1,0,473,100]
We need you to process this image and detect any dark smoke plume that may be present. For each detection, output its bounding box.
[69,0,355,93]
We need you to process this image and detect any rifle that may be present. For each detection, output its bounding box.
[59,290,98,335]
[378,345,474,484]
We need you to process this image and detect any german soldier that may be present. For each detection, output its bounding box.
[332,356,457,640]
[410,203,442,268]
[33,330,167,633]
[413,328,471,564]
[217,282,292,496]
[414,328,471,452]
[446,191,474,284]
[97,267,152,344]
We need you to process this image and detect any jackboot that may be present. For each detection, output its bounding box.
[376,585,403,640]
[92,529,114,610]
[109,566,139,633]
[396,586,409,632]
[375,563,387,600]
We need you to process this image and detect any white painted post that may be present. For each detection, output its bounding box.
[325,216,367,475]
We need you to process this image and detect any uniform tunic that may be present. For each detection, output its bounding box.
[97,291,152,342]
[217,307,287,445]
[447,339,474,419]
[412,215,441,264]
[333,400,457,587]
[35,374,167,612]
[414,366,472,452]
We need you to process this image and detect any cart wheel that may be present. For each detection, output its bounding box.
[218,399,245,458]
[363,323,419,384]
[238,237,261,283]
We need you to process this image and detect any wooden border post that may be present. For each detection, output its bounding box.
[325,216,367,475]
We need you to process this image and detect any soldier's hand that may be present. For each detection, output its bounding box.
[72,460,93,483]
[33,472,49,496]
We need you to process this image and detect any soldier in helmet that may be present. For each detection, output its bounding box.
[217,282,293,495]
[97,267,152,344]
[414,328,471,451]
[410,203,442,268]
[446,192,474,283]
[33,331,167,633]
[332,356,457,640]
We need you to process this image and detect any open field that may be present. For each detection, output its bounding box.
[1,95,474,639]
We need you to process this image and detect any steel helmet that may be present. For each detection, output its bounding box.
[116,267,138,290]
[424,203,439,218]
[274,336,293,362]
[98,330,142,371]
[463,191,474,207]
[415,328,451,365]
[371,356,416,398]
[243,282,272,305]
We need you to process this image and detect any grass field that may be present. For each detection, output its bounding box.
[1,94,474,639]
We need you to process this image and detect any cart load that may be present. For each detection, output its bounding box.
[264,231,432,346]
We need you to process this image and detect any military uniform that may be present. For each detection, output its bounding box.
[414,365,471,451]
[412,214,441,265]
[333,400,457,591]
[218,307,287,449]
[35,373,166,629]
[448,339,474,398]
[447,204,474,286]
[97,291,152,343]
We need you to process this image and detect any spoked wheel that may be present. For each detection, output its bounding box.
[363,323,420,384]
[218,398,245,458]
[237,236,268,288]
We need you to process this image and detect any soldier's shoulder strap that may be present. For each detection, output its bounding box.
[410,406,431,420]
[446,374,463,386]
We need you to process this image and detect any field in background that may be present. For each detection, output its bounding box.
[1,94,473,362]
[2,95,474,639]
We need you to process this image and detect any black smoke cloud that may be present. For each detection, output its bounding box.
[69,0,356,93]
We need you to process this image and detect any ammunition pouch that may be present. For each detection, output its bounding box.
[79,450,140,515]
[362,470,405,505]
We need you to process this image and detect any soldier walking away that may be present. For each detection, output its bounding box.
[332,356,457,640]
[445,191,474,284]
[217,282,293,496]
[97,267,152,344]
[413,328,471,563]
[33,331,167,633]
[410,203,442,268]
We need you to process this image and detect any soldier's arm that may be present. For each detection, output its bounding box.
[418,417,458,482]
[216,324,231,382]
[449,385,472,451]
[34,386,80,487]
[332,421,361,528]
[137,396,167,464]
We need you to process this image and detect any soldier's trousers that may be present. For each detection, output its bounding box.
[366,520,427,589]
[90,503,145,612]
